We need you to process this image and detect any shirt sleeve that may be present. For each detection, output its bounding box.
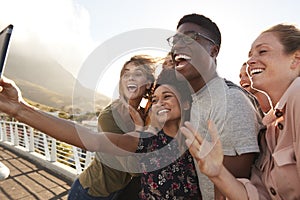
[237,164,271,200]
[287,86,300,178]
[98,108,124,133]
[237,178,259,200]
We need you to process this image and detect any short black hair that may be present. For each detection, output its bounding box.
[177,13,221,47]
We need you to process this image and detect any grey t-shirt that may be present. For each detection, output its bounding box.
[190,77,263,200]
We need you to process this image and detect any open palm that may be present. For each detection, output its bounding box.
[181,121,224,178]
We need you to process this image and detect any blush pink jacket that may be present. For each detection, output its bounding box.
[238,77,300,200]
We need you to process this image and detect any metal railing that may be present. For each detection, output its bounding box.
[0,120,94,175]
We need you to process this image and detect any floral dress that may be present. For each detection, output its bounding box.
[136,130,202,200]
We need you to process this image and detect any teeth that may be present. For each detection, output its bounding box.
[127,84,137,92]
[175,54,191,62]
[241,83,250,88]
[250,68,264,76]
[127,84,137,88]
[175,63,186,70]
[157,109,168,115]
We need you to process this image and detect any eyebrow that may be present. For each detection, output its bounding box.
[152,90,174,98]
[123,68,143,73]
[248,43,267,57]
[183,31,196,34]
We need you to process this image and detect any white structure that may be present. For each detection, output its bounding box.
[0,120,94,181]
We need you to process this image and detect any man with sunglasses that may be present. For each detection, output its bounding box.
[168,14,264,199]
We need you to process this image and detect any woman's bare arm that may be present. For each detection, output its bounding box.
[0,78,139,154]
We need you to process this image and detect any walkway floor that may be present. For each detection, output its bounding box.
[0,144,72,200]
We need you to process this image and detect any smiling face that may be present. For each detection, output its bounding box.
[170,22,218,92]
[247,32,296,99]
[239,63,257,94]
[120,62,150,101]
[162,53,174,69]
[151,85,182,127]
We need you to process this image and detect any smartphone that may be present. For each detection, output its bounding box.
[0,24,13,77]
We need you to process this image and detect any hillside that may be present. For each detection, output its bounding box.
[4,45,111,114]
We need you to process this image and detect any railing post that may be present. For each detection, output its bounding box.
[29,127,34,152]
[2,122,7,142]
[50,138,57,162]
[9,122,14,144]
[72,146,82,174]
[14,123,19,146]
[23,124,29,150]
[43,134,50,161]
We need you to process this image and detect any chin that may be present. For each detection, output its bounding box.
[157,117,167,125]
[125,93,138,100]
[252,82,264,93]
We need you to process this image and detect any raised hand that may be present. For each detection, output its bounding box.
[0,77,27,117]
[128,105,145,131]
[180,121,224,178]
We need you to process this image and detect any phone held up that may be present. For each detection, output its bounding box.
[0,24,14,77]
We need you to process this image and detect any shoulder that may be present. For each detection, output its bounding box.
[98,104,113,121]
[98,100,124,120]
[277,78,300,110]
[224,79,256,109]
[224,79,249,97]
[97,103,124,133]
[287,78,300,105]
[210,78,251,101]
[100,104,112,114]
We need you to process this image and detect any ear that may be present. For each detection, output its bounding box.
[290,50,300,69]
[183,101,190,111]
[210,45,220,57]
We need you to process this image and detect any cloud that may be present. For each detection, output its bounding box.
[0,0,94,76]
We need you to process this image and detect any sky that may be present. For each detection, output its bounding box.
[1,0,300,99]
